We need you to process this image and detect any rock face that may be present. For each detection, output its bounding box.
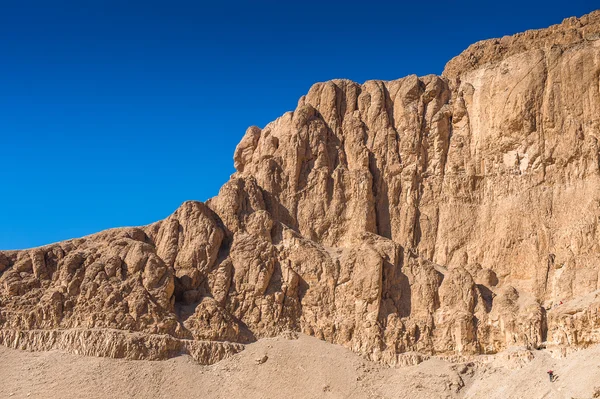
[2,10,600,364]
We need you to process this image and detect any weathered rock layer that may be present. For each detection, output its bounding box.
[2,11,600,364]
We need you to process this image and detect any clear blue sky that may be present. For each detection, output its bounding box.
[1,0,596,250]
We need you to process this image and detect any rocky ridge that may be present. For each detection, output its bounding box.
[1,10,600,365]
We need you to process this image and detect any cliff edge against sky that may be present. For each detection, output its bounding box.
[1,10,600,366]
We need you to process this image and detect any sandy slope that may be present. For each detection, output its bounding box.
[1,334,599,399]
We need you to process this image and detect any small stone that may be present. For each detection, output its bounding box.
[256,355,268,365]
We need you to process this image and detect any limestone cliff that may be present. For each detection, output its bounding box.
[1,10,600,365]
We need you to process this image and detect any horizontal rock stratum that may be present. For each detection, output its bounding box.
[2,10,600,365]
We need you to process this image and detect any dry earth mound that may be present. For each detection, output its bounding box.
[2,333,600,399]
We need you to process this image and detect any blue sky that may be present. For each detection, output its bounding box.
[0,0,597,250]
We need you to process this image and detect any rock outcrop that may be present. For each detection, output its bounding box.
[1,10,600,364]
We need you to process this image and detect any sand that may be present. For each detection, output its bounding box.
[1,334,600,399]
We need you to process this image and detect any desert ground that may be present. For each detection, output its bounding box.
[2,334,600,399]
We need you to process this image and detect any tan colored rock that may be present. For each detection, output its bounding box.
[2,10,600,365]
